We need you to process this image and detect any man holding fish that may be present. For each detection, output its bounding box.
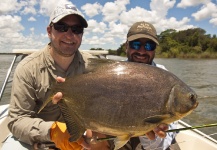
[2,3,183,150]
[121,21,180,150]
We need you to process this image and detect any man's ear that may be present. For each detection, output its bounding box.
[79,33,83,38]
[125,41,128,53]
[47,26,52,38]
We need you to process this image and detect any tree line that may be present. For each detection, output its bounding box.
[114,28,217,58]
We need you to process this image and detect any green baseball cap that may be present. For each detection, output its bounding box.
[127,21,159,45]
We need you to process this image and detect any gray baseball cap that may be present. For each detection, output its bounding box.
[127,21,159,45]
[49,3,88,28]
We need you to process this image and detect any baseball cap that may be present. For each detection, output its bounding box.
[127,21,159,45]
[49,3,88,28]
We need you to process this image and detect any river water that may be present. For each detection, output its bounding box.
[1,55,217,139]
[154,58,217,139]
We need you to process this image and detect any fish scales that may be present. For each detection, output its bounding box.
[40,58,198,150]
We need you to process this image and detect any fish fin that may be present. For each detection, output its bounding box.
[143,114,171,124]
[58,98,85,142]
[38,97,53,114]
[113,135,130,150]
[38,81,56,114]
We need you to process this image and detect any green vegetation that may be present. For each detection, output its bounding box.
[114,28,217,58]
[90,48,104,50]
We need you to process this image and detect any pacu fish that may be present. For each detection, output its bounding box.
[39,58,198,150]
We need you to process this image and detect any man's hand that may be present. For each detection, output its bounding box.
[88,132,111,150]
[145,124,168,140]
[52,76,65,104]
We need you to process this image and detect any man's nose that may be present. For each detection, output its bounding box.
[138,45,148,52]
[65,28,76,37]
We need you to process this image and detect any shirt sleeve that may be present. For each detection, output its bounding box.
[7,63,54,145]
[156,64,168,71]
[139,122,178,150]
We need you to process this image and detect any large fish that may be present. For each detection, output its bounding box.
[39,58,198,150]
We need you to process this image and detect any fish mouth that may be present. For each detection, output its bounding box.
[192,101,199,109]
[189,93,198,109]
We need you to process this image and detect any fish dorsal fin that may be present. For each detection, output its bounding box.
[114,135,131,150]
[58,98,86,142]
[143,114,171,124]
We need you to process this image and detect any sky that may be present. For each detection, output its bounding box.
[0,0,217,52]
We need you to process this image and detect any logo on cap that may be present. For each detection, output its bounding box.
[136,22,152,32]
[65,4,77,11]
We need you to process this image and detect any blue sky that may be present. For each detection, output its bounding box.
[0,0,217,52]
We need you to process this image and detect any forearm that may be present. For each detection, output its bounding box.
[8,115,54,145]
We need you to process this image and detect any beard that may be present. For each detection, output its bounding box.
[50,40,76,57]
[128,52,153,65]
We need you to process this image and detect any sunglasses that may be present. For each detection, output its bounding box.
[52,22,84,34]
[129,40,156,51]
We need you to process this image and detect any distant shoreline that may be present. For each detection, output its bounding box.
[113,52,217,59]
[155,52,217,59]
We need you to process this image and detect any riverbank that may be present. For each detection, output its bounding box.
[156,51,217,59]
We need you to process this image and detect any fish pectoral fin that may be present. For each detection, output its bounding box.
[38,97,53,114]
[114,135,130,150]
[143,114,171,124]
[58,99,85,142]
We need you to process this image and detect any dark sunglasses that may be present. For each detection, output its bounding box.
[52,22,83,34]
[129,40,156,51]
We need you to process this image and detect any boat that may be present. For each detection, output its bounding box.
[1,50,217,150]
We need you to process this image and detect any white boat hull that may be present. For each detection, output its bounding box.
[0,104,10,149]
[176,120,217,150]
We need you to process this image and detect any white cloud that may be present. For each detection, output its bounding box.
[150,0,176,18]
[210,18,217,26]
[0,0,24,14]
[21,6,37,15]
[30,27,35,34]
[102,0,130,22]
[108,22,128,38]
[0,15,23,32]
[119,0,192,34]
[0,32,46,52]
[120,6,154,26]
[82,35,107,49]
[40,33,48,38]
[28,17,36,21]
[0,15,46,52]
[155,17,195,33]
[177,0,210,8]
[0,0,39,15]
[192,2,217,21]
[19,0,38,15]
[86,19,107,33]
[81,2,102,18]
